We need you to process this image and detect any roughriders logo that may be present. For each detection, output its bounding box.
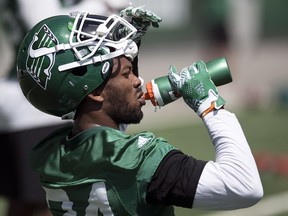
[27,24,59,89]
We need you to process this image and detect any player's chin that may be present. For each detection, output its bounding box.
[129,109,144,124]
[116,111,143,125]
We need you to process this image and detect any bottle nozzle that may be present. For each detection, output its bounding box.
[144,81,158,106]
[144,92,150,100]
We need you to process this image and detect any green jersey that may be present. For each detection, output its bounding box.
[29,126,176,216]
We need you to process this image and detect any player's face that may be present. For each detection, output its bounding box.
[101,56,146,124]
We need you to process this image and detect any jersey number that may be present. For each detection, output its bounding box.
[43,182,114,215]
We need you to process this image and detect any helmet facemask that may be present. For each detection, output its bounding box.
[30,11,139,72]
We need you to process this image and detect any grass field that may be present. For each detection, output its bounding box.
[0,108,287,216]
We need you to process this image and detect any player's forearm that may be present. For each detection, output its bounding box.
[193,109,263,210]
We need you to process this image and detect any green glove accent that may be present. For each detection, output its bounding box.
[168,61,225,116]
[119,6,162,42]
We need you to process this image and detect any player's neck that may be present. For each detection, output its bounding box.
[71,111,118,136]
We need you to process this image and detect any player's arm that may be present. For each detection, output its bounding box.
[146,61,263,210]
[193,109,263,210]
[146,149,207,208]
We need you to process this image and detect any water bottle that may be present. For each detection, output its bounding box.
[144,57,233,106]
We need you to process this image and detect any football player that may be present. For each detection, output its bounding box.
[16,6,263,216]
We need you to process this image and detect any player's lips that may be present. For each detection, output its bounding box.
[138,92,146,106]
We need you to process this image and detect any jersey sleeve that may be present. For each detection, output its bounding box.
[146,149,207,208]
[193,109,263,210]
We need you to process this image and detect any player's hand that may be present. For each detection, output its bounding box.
[119,6,162,43]
[168,61,225,117]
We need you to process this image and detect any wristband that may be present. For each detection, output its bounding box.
[201,102,224,118]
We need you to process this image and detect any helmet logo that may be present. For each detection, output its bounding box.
[102,61,110,75]
[26,24,59,90]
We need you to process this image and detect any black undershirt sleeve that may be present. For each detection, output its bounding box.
[146,149,207,208]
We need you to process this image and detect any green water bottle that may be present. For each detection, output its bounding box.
[144,57,233,106]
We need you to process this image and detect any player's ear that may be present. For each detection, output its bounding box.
[87,89,104,102]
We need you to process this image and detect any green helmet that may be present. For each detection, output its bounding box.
[17,12,138,117]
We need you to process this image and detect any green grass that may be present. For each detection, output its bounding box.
[151,108,288,156]
[237,109,288,153]
[149,108,288,216]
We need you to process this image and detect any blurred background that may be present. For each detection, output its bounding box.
[127,0,288,129]
[1,0,288,215]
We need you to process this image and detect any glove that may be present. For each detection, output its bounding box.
[168,61,225,117]
[119,6,162,43]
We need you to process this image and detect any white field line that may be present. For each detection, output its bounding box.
[203,191,288,216]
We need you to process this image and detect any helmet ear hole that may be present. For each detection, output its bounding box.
[71,66,87,76]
